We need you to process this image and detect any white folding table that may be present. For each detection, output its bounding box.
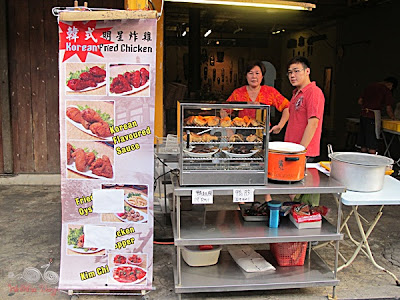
[382,129,400,169]
[339,175,400,285]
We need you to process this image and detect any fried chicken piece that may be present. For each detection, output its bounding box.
[229,134,244,142]
[249,117,260,126]
[140,68,149,86]
[90,155,113,178]
[89,121,112,137]
[132,70,141,88]
[246,134,261,142]
[110,74,132,94]
[201,133,218,142]
[184,116,195,125]
[243,115,251,127]
[89,66,106,77]
[66,107,83,123]
[205,116,220,126]
[221,116,232,127]
[86,152,96,166]
[79,72,94,81]
[66,107,90,129]
[124,71,134,84]
[67,143,75,165]
[67,78,92,91]
[232,117,246,127]
[92,75,105,83]
[183,132,203,142]
[81,108,102,123]
[71,148,89,172]
[193,116,207,126]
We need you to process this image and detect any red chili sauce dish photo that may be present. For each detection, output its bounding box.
[112,265,147,284]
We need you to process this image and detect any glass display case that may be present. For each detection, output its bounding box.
[178,103,270,186]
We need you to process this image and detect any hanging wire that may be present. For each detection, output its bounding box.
[157,0,164,20]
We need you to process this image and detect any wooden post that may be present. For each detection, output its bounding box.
[154,0,164,138]
[124,0,148,10]
[0,0,13,173]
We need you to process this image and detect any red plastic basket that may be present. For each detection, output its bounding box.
[270,242,307,266]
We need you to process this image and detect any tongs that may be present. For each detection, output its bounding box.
[256,201,269,213]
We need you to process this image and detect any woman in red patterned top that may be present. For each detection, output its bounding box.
[227,61,289,134]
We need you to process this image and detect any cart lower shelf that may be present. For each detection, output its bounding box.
[172,210,342,245]
[173,250,338,293]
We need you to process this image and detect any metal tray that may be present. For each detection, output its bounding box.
[240,204,269,222]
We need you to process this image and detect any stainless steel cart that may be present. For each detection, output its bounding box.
[171,168,345,298]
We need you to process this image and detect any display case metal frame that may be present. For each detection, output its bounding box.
[179,103,270,186]
[171,169,346,297]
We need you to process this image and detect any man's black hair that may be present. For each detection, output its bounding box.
[287,56,311,70]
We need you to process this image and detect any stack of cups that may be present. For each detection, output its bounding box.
[268,200,282,228]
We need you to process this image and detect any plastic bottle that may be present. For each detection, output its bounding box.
[268,200,282,228]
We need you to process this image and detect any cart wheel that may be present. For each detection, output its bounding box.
[70,295,79,300]
[141,296,149,300]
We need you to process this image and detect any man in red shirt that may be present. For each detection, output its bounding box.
[357,77,397,154]
[283,57,325,207]
[284,57,325,160]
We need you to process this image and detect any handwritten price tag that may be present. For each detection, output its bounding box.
[233,189,254,203]
[192,189,213,204]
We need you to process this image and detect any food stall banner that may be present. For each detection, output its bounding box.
[57,15,156,291]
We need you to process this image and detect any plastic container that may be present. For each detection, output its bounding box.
[382,119,400,132]
[270,242,307,266]
[268,200,282,228]
[182,245,222,267]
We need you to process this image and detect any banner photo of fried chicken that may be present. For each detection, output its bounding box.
[66,101,114,141]
[109,64,150,97]
[67,141,114,180]
[65,63,106,95]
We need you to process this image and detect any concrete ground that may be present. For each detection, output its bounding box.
[1,180,400,300]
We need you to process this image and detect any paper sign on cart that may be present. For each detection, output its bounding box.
[92,189,124,213]
[233,189,254,203]
[192,189,213,204]
[83,225,116,249]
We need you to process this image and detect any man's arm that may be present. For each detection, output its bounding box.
[300,117,319,148]
[386,105,395,120]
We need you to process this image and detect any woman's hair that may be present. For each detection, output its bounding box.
[384,76,398,90]
[245,61,266,85]
[287,56,311,70]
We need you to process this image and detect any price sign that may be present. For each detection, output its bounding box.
[192,189,213,204]
[233,189,254,203]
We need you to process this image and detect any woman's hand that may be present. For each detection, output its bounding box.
[269,125,282,134]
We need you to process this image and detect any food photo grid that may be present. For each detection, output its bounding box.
[66,100,114,141]
[101,184,149,224]
[65,63,107,95]
[66,140,114,180]
[66,224,106,256]
[109,64,150,97]
[108,253,148,285]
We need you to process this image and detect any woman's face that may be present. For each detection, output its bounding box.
[246,66,263,88]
